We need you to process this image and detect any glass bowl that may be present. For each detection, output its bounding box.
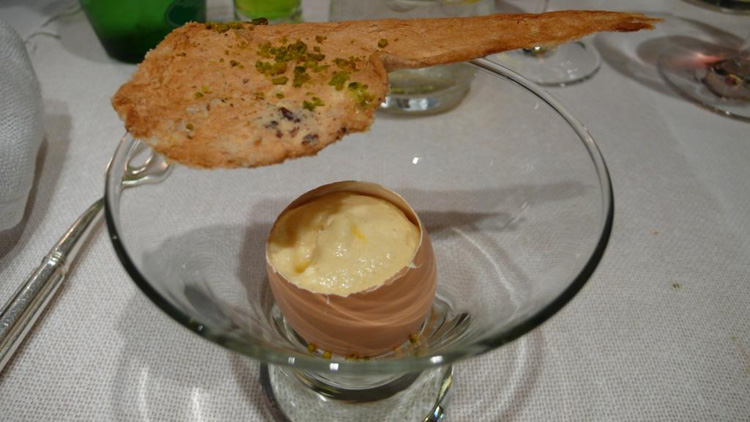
[105,58,613,421]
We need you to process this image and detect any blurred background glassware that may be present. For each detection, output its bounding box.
[657,10,749,121]
[687,0,750,13]
[105,59,613,421]
[489,0,602,87]
[329,0,494,115]
[233,0,302,24]
[80,0,206,64]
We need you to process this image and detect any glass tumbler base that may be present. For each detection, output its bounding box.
[489,40,602,87]
[261,364,453,421]
[381,64,474,115]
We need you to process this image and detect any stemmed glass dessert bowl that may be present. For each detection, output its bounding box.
[105,58,613,421]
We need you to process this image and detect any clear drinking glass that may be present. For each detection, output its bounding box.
[233,0,302,24]
[686,0,750,12]
[489,0,602,87]
[105,59,613,421]
[80,0,206,63]
[329,0,494,115]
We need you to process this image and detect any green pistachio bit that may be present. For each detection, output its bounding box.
[255,60,272,74]
[308,52,325,62]
[348,81,375,108]
[315,35,326,43]
[293,71,310,87]
[378,38,388,48]
[230,59,241,67]
[334,58,353,71]
[313,46,321,53]
[251,17,268,25]
[254,92,265,100]
[186,123,194,130]
[204,21,242,33]
[258,42,272,58]
[276,93,284,99]
[201,85,211,93]
[334,56,361,71]
[329,71,349,90]
[272,76,289,85]
[272,61,288,75]
[194,91,203,99]
[302,96,324,111]
[288,41,307,56]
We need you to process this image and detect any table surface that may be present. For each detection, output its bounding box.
[1,0,749,420]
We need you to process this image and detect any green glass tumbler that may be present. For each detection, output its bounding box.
[80,0,206,63]
[233,0,302,23]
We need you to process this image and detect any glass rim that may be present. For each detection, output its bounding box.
[104,58,614,374]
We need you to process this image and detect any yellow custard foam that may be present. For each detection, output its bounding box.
[267,192,420,295]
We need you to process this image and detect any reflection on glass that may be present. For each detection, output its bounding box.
[658,26,750,121]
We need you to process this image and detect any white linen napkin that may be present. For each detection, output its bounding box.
[0,19,43,231]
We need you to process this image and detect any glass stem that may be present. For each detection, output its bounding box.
[521,0,553,54]
[739,29,750,58]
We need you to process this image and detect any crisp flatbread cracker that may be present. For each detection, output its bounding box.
[112,11,659,168]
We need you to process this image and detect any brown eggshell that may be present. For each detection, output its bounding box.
[266,181,437,357]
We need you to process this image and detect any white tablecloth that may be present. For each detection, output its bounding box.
[1,0,748,420]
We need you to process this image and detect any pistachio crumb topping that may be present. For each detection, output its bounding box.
[378,38,388,48]
[293,66,310,87]
[333,57,359,72]
[328,71,349,90]
[347,81,376,108]
[302,96,324,111]
[204,21,243,33]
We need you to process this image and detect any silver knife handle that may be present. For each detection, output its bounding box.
[0,199,104,372]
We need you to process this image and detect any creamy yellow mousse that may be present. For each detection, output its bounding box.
[267,192,420,296]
